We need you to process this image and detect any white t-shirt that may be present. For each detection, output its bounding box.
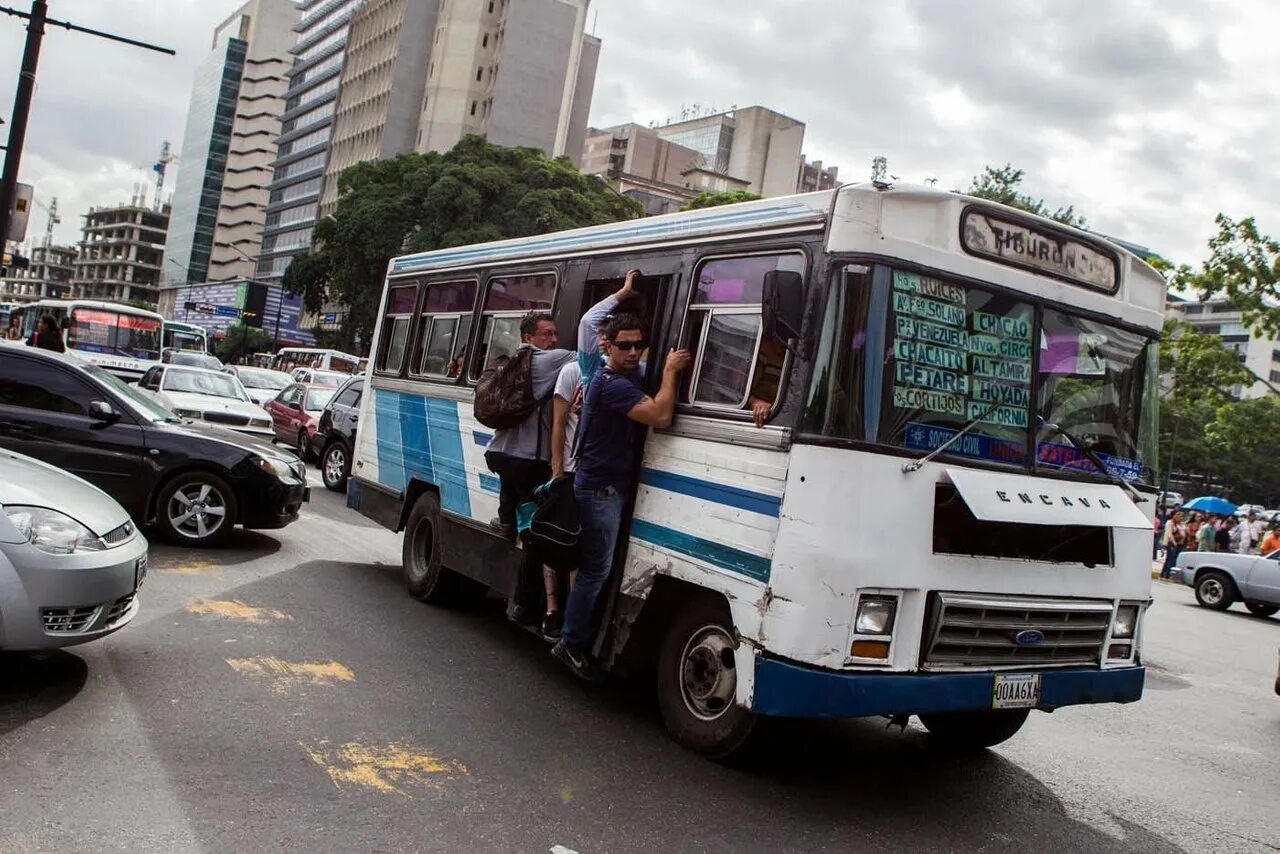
[554,360,583,472]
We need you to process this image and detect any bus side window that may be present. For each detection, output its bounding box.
[683,253,804,417]
[469,272,556,381]
[410,280,478,380]
[376,283,419,375]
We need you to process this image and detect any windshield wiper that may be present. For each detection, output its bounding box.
[902,399,1006,474]
[1039,419,1148,503]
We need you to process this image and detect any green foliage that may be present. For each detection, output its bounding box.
[966,164,1086,228]
[216,323,273,363]
[1173,213,1280,337]
[282,136,643,349]
[681,190,763,211]
[1159,317,1252,403]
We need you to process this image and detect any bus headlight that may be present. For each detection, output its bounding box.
[854,595,897,635]
[1113,603,1139,639]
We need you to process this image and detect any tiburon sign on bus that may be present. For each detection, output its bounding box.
[961,209,1118,292]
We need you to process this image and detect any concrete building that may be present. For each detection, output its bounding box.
[797,157,839,193]
[0,243,76,303]
[71,199,170,305]
[654,106,805,198]
[1167,296,1280,398]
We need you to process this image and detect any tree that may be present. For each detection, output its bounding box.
[1159,317,1253,404]
[680,190,762,211]
[216,323,273,364]
[283,136,643,350]
[1174,214,1280,337]
[966,164,1086,228]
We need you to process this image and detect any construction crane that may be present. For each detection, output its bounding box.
[152,140,176,211]
[31,195,58,247]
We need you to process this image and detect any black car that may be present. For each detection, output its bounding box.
[310,375,362,492]
[0,347,309,547]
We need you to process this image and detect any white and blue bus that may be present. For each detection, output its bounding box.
[348,183,1164,758]
[17,298,163,381]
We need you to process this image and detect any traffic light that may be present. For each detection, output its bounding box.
[0,251,29,274]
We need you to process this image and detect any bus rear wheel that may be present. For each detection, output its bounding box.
[656,597,758,760]
[919,708,1030,752]
[402,492,485,606]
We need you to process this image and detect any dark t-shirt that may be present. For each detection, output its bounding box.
[574,367,646,491]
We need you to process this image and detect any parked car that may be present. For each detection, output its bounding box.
[1235,503,1269,519]
[310,376,363,491]
[1177,549,1280,617]
[288,368,346,387]
[1159,491,1185,509]
[0,346,309,547]
[162,349,223,370]
[138,364,273,438]
[0,448,149,650]
[223,365,294,406]
[266,382,337,459]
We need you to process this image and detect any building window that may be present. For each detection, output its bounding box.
[470,100,477,116]
[428,62,434,79]
[476,66,483,82]
[482,33,488,47]
[488,0,494,12]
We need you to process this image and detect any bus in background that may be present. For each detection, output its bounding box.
[270,347,360,375]
[162,320,210,354]
[348,184,1164,759]
[18,299,163,381]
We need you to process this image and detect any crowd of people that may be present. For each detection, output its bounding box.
[1157,508,1279,579]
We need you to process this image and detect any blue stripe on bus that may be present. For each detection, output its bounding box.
[630,519,771,583]
[639,468,782,518]
[398,392,434,491]
[479,474,501,494]
[374,390,406,492]
[424,397,471,517]
[472,430,492,447]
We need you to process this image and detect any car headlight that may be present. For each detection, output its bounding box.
[175,408,202,419]
[255,455,300,480]
[1113,604,1139,639]
[4,506,105,554]
[854,595,897,635]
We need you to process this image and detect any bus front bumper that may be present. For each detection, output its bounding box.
[751,657,1144,719]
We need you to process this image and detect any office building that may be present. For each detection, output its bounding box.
[71,198,170,305]
[0,243,76,303]
[1166,297,1280,399]
[654,105,805,198]
[797,157,840,193]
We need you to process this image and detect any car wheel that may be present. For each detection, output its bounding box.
[1194,571,1235,610]
[156,471,237,547]
[321,441,349,492]
[402,492,486,605]
[1245,602,1279,618]
[656,596,759,760]
[295,429,310,462]
[919,708,1030,752]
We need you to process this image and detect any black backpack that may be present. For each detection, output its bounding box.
[473,347,538,429]
[521,476,580,572]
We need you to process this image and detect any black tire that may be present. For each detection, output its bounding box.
[295,429,311,463]
[919,708,1030,752]
[321,440,349,492]
[656,596,759,760]
[401,492,485,605]
[154,471,238,548]
[1245,602,1279,618]
[1195,571,1235,611]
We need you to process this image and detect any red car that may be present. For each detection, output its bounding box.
[265,383,336,460]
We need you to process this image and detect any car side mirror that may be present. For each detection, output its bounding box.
[761,270,807,358]
[88,400,119,425]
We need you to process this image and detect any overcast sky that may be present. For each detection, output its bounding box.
[1,0,1276,266]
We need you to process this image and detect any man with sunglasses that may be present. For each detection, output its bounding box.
[552,312,690,677]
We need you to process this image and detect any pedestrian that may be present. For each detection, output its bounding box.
[1236,512,1265,555]
[1153,509,1163,561]
[1214,515,1232,553]
[4,313,21,341]
[551,313,690,677]
[1196,513,1215,552]
[1160,510,1185,579]
[28,315,65,353]
[1260,523,1280,555]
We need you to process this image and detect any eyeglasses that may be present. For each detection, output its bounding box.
[610,340,646,351]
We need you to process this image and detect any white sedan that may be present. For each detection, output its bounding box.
[137,364,274,437]
[224,365,294,405]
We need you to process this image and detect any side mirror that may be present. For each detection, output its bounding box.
[87,400,119,424]
[762,270,806,358]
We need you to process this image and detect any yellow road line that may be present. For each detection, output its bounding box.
[225,656,354,693]
[187,599,293,623]
[300,740,467,797]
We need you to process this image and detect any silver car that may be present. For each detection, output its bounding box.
[0,449,148,650]
[1177,548,1280,617]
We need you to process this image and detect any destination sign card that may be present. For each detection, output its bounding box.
[961,209,1118,292]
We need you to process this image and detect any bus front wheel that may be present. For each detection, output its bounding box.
[402,492,484,606]
[919,708,1030,752]
[656,597,759,760]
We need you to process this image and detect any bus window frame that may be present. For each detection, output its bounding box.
[675,247,808,423]
[408,277,480,383]
[374,280,423,378]
[466,268,560,384]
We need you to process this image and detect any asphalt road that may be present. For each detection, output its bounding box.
[2,472,1278,853]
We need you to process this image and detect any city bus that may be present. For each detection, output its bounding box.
[161,319,210,354]
[270,347,360,374]
[347,184,1164,758]
[17,299,163,381]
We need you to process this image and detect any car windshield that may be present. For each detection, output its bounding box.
[171,352,222,369]
[305,388,335,412]
[163,368,246,401]
[236,368,292,391]
[310,371,345,388]
[83,363,176,423]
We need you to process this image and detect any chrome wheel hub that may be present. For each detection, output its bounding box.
[168,483,227,540]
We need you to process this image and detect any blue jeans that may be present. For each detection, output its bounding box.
[562,484,624,653]
[1161,544,1181,578]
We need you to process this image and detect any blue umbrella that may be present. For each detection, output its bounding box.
[1181,496,1238,515]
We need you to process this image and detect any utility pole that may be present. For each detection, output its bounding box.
[0,2,175,244]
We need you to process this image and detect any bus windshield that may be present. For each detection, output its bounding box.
[804,264,1158,482]
[69,307,161,360]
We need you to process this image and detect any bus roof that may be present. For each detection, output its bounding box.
[24,298,164,319]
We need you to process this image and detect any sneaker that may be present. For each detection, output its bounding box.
[489,516,516,540]
[541,611,563,642]
[551,639,599,681]
[506,602,540,628]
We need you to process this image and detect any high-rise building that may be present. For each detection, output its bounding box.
[654,105,806,198]
[1166,297,1280,399]
[71,199,170,305]
[797,157,840,193]
[0,243,76,303]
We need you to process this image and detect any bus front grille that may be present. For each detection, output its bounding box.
[921,592,1113,670]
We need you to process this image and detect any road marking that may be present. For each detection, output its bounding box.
[187,599,293,623]
[300,740,467,797]
[550,846,580,854]
[225,657,354,693]
[154,558,218,575]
